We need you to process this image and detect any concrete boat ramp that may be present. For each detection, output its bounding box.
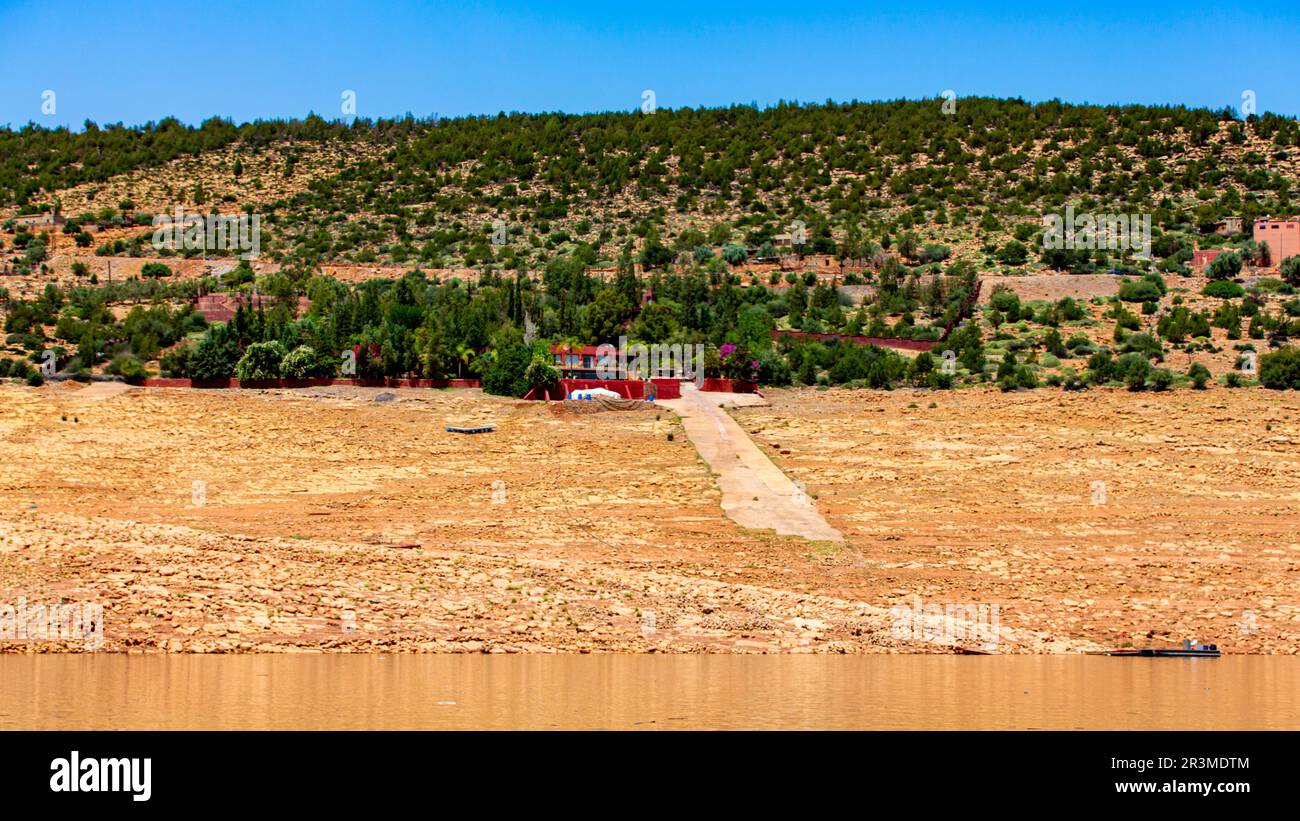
[659,385,843,543]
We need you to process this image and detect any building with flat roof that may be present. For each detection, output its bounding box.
[1254,218,1300,266]
[1191,247,1227,273]
[552,344,607,380]
[9,213,65,229]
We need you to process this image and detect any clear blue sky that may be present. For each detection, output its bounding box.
[1,0,1296,129]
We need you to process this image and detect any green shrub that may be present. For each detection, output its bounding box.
[1208,251,1243,281]
[1068,336,1096,357]
[1259,347,1300,389]
[281,345,334,379]
[998,364,1038,391]
[927,371,954,390]
[524,352,560,392]
[1125,358,1151,391]
[721,244,747,265]
[1202,280,1244,299]
[106,355,147,384]
[1118,278,1162,302]
[1057,297,1086,322]
[1250,277,1293,295]
[1279,256,1300,287]
[996,241,1028,265]
[989,289,1021,313]
[756,349,792,386]
[235,341,287,380]
[1120,332,1162,358]
[1188,362,1211,389]
[482,332,532,397]
[9,359,33,380]
[159,344,192,378]
[189,326,240,380]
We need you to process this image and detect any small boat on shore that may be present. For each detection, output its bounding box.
[1094,640,1221,658]
[445,425,496,434]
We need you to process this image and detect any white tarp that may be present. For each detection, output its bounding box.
[568,387,623,400]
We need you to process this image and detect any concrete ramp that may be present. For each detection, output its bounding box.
[661,386,843,542]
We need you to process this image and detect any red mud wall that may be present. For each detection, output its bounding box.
[523,378,682,401]
[699,378,760,394]
[142,377,482,389]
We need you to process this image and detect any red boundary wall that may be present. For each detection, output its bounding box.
[700,378,761,394]
[142,377,482,389]
[523,378,682,401]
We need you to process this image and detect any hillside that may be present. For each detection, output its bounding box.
[3,98,1299,275]
[4,98,1300,399]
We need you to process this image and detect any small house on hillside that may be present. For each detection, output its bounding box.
[1254,218,1300,266]
[1200,217,1243,236]
[10,213,65,230]
[1191,248,1227,272]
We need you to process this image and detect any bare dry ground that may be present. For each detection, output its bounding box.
[736,386,1300,654]
[1,382,1296,654]
[0,384,923,654]
[977,273,1132,303]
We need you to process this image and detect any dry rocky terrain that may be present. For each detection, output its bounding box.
[0,384,909,654]
[1,381,1296,654]
[737,386,1300,654]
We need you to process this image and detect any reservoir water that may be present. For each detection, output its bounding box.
[1,655,1295,730]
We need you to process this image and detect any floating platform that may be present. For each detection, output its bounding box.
[1095,641,1220,658]
[445,425,496,434]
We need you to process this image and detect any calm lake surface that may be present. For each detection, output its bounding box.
[1,655,1295,730]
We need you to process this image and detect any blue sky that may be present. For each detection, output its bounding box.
[1,0,1296,129]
